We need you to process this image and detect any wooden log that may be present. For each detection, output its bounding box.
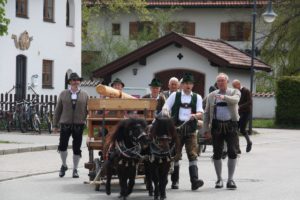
[95,84,136,99]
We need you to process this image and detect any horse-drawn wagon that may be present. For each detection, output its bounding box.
[84,85,157,190]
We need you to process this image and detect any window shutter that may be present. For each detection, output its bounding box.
[129,22,138,40]
[186,22,196,36]
[220,22,229,40]
[243,22,252,41]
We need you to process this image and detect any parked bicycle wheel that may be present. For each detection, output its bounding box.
[31,114,41,133]
[46,114,52,134]
[19,114,28,133]
[5,111,14,132]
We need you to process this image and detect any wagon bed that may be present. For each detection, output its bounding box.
[84,98,157,180]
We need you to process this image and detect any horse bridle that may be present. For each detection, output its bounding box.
[115,128,147,159]
[149,136,176,162]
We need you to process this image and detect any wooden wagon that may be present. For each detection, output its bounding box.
[84,98,157,189]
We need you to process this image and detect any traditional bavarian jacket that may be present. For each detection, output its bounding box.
[164,91,203,131]
[143,93,166,114]
[53,89,89,128]
[203,88,241,132]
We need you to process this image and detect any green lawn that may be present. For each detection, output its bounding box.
[0,140,10,144]
[253,119,276,128]
[253,119,300,129]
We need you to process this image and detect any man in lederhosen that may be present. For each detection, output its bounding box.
[53,72,89,178]
[162,73,204,190]
[203,73,240,189]
[232,79,253,153]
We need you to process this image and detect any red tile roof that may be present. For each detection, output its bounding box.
[182,33,270,70]
[93,32,271,78]
[147,0,268,7]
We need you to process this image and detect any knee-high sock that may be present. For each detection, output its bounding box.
[213,159,222,181]
[60,151,68,167]
[73,155,81,170]
[228,158,237,181]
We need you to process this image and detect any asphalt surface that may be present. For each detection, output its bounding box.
[0,129,299,200]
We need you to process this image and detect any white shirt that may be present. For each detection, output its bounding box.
[69,86,80,100]
[164,91,203,121]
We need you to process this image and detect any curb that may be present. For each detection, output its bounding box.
[0,145,72,156]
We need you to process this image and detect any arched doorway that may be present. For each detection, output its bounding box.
[155,69,205,97]
[65,69,73,89]
[16,55,27,100]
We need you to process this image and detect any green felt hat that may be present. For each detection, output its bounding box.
[68,73,83,82]
[110,78,125,87]
[181,73,194,83]
[148,78,162,87]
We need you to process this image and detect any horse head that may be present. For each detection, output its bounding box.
[150,116,177,156]
[111,118,149,157]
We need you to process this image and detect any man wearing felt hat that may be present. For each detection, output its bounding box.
[53,72,89,179]
[162,73,204,191]
[111,78,125,91]
[143,78,166,115]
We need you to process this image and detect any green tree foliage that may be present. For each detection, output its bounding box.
[0,0,9,36]
[275,76,300,125]
[81,1,180,79]
[261,0,300,77]
[82,0,150,79]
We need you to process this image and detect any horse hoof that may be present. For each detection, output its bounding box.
[154,196,159,200]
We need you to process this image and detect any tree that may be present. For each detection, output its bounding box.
[81,1,180,79]
[0,0,9,36]
[261,0,300,77]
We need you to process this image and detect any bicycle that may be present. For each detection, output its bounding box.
[24,98,41,134]
[40,102,53,134]
[0,102,10,131]
[14,100,28,133]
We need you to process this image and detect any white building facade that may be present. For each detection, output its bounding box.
[87,2,271,52]
[0,0,81,99]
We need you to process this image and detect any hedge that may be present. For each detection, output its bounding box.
[275,76,300,125]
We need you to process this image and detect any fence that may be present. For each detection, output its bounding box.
[0,93,57,114]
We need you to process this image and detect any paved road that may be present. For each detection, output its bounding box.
[0,129,300,200]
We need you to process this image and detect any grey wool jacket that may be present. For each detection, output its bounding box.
[203,88,241,132]
[53,89,89,128]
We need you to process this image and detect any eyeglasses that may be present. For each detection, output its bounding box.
[71,79,80,81]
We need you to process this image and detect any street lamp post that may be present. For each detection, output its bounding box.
[249,0,277,133]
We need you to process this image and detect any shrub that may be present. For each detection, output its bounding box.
[275,76,300,125]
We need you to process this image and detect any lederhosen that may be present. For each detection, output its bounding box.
[171,92,198,161]
[58,90,85,156]
[211,99,238,160]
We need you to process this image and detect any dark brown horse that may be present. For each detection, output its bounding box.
[103,118,149,200]
[146,116,180,200]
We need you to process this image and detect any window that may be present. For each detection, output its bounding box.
[16,0,28,18]
[66,0,70,26]
[112,23,121,35]
[44,0,55,22]
[220,22,251,41]
[166,21,195,35]
[42,60,53,88]
[129,21,158,40]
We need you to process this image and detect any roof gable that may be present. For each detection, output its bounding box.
[93,32,271,78]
